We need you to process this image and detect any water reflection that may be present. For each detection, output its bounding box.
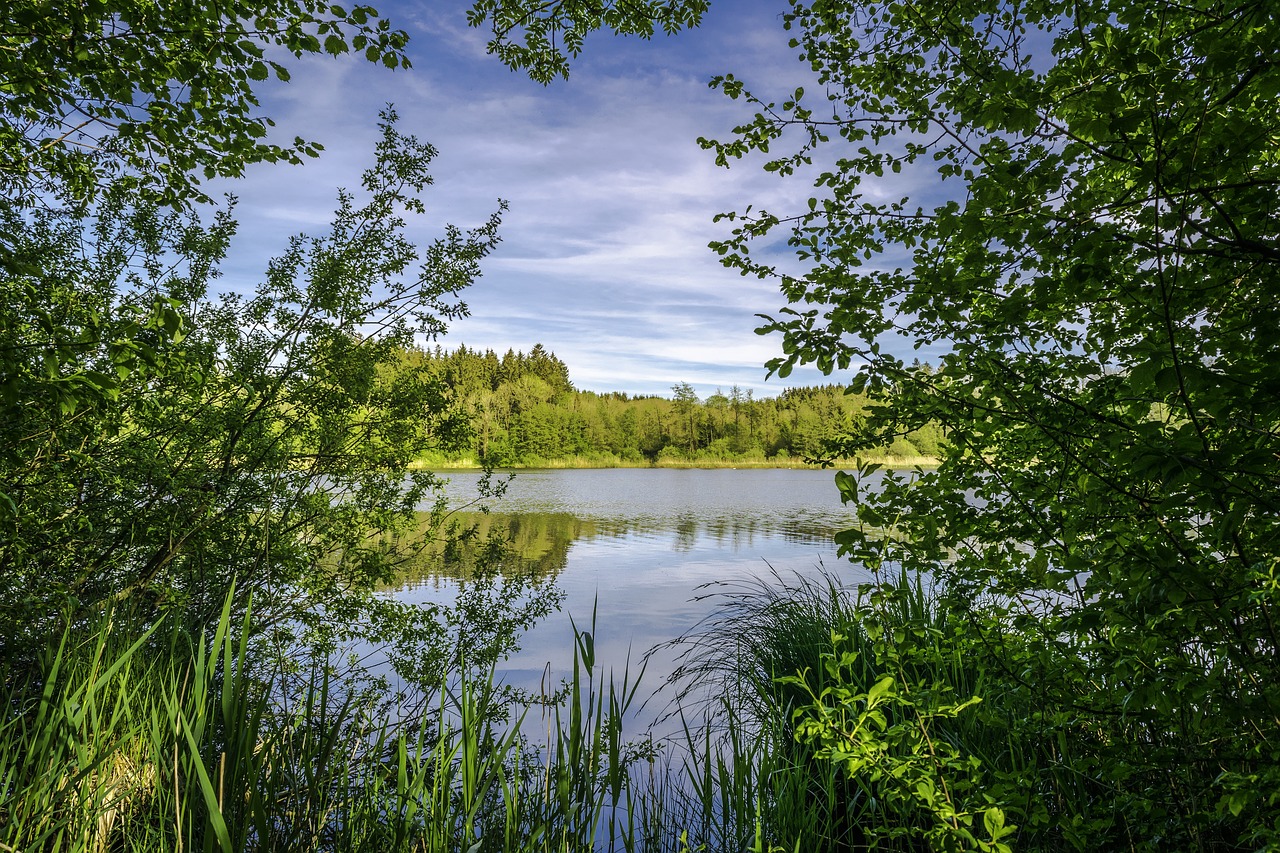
[393,506,847,586]
[390,469,871,718]
[392,511,588,587]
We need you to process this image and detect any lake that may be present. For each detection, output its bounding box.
[392,468,876,721]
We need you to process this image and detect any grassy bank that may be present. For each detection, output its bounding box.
[410,453,939,471]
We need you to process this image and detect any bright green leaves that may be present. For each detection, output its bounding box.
[689,0,1280,846]
[781,626,1011,853]
[0,0,411,208]
[465,0,709,83]
[323,34,348,56]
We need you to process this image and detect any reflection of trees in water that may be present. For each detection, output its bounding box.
[700,515,837,550]
[578,514,840,552]
[674,514,698,552]
[391,511,591,586]
[385,509,843,589]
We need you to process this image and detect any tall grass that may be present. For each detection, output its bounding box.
[647,567,874,852]
[650,566,1040,853]
[0,590,671,853]
[0,573,874,852]
[3,569,1044,852]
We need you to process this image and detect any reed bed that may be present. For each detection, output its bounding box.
[1,593,737,852]
[3,570,1043,852]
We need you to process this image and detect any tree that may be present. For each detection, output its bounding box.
[671,381,700,456]
[476,0,1280,844]
[0,0,413,212]
[526,342,574,395]
[0,114,510,673]
[728,384,743,441]
[689,0,1280,847]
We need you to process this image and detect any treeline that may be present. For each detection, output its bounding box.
[399,344,944,466]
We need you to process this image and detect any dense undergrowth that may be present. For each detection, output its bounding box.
[8,566,1251,852]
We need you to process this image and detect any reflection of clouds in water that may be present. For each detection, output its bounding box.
[394,469,872,740]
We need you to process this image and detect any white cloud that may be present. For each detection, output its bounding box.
[204,0,915,397]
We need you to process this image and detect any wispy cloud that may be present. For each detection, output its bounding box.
[207,0,900,397]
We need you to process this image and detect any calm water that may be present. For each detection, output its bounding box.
[394,468,876,709]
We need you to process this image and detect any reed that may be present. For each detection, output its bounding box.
[2,570,1037,853]
[0,592,679,852]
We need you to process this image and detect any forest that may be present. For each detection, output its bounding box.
[403,344,943,466]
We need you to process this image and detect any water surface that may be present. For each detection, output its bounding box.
[395,468,876,711]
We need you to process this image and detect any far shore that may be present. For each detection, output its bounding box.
[410,454,940,472]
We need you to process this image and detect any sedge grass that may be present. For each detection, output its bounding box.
[0,592,682,852]
[2,568,1046,853]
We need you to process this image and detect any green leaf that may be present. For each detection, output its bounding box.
[984,806,1005,838]
[178,711,233,853]
[866,676,895,706]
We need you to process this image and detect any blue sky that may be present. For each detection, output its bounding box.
[215,0,879,398]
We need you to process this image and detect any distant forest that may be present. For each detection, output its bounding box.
[400,344,944,466]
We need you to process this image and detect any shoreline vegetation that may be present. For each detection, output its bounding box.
[411,453,940,471]
[0,571,1012,853]
[392,345,948,470]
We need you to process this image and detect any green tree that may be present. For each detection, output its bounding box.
[671,381,700,456]
[705,387,729,445]
[693,0,1280,846]
[0,114,506,670]
[526,342,574,396]
[614,406,641,458]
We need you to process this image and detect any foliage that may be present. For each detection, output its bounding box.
[689,0,1280,847]
[671,381,702,456]
[777,584,1007,853]
[0,0,411,210]
[0,112,508,672]
[402,344,942,466]
[465,0,711,84]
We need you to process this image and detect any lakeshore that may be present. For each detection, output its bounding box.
[411,453,940,471]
